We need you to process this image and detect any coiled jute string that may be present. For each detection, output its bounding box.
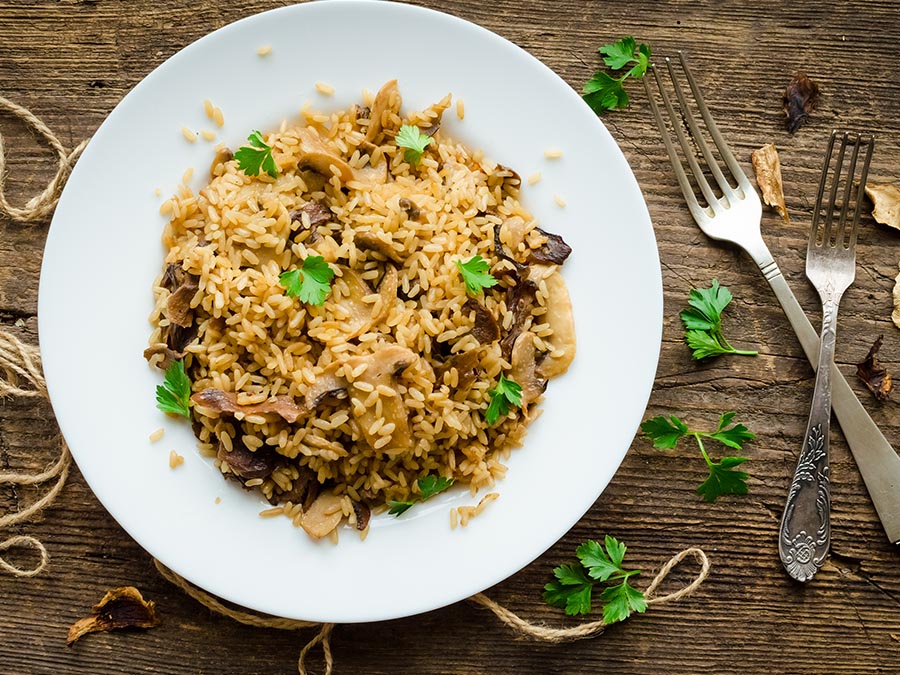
[0,97,711,675]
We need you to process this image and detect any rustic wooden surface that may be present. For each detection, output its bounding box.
[2,1,900,673]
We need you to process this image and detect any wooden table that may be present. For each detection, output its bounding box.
[2,1,900,672]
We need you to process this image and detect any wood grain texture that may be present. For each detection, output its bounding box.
[2,0,900,673]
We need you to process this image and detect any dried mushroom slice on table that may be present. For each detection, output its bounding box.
[856,335,893,402]
[67,587,160,646]
[866,183,900,231]
[751,143,789,222]
[783,72,820,133]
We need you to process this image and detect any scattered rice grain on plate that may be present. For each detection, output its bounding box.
[214,496,221,504]
[544,149,563,159]
[181,167,194,184]
[475,492,499,515]
[203,99,215,118]
[200,129,217,142]
[181,127,197,143]
[153,188,162,197]
[168,450,184,469]
[257,45,272,56]
[450,507,459,529]
[315,82,335,95]
[212,107,225,127]
[527,172,541,185]
[456,99,465,120]
[554,194,567,207]
[149,428,165,442]
[259,506,284,518]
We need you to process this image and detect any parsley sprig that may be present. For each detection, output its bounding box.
[582,36,651,113]
[641,412,755,502]
[235,130,279,178]
[681,280,758,360]
[156,360,191,419]
[387,475,455,516]
[455,255,498,295]
[543,535,647,622]
[279,255,335,306]
[484,374,523,425]
[396,124,432,164]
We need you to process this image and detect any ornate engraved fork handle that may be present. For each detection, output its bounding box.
[779,290,841,582]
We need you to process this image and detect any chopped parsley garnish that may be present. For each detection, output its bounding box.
[484,374,523,425]
[234,130,278,178]
[279,256,335,306]
[641,412,755,502]
[543,535,647,622]
[387,475,455,516]
[680,280,758,360]
[455,255,498,295]
[395,124,433,164]
[582,36,651,113]
[156,360,191,419]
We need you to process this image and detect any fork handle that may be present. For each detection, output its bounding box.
[755,251,900,544]
[778,291,841,581]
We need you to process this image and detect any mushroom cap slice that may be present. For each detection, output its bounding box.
[365,79,401,144]
[509,331,547,411]
[531,266,576,379]
[295,127,356,184]
[299,491,345,539]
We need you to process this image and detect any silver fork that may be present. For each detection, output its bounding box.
[644,53,900,545]
[779,131,872,581]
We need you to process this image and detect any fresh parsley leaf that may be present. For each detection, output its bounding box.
[417,475,454,500]
[543,563,594,616]
[234,130,278,178]
[156,359,191,419]
[455,255,498,295]
[386,500,415,516]
[599,579,648,624]
[484,374,523,425]
[640,415,689,450]
[395,124,432,164]
[279,255,335,306]
[680,280,757,360]
[582,36,651,113]
[545,536,646,620]
[387,475,454,517]
[643,412,754,502]
[697,455,749,503]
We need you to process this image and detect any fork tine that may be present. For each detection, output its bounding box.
[642,70,711,225]
[848,134,874,251]
[811,130,839,250]
[664,57,737,204]
[676,52,753,194]
[822,131,849,248]
[836,132,862,248]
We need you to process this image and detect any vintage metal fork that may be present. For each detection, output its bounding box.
[644,53,900,545]
[779,131,872,581]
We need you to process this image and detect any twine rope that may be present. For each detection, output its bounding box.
[0,97,712,674]
[0,95,88,224]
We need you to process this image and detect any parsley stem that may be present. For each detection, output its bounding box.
[715,329,758,356]
[694,434,714,468]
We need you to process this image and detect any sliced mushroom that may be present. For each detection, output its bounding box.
[352,161,390,186]
[464,298,500,344]
[143,344,182,370]
[345,345,417,454]
[164,273,200,328]
[399,197,421,221]
[295,127,356,184]
[509,331,548,411]
[269,466,318,507]
[299,491,345,539]
[491,164,521,189]
[527,228,572,265]
[304,362,349,409]
[365,79,401,144]
[436,349,480,392]
[217,435,278,480]
[327,265,398,338]
[352,500,371,531]
[354,231,403,264]
[192,388,308,423]
[289,200,331,244]
[500,278,538,358]
[493,223,526,274]
[531,267,576,378]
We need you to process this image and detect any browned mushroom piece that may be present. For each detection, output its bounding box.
[167,322,198,354]
[435,349,480,392]
[164,272,200,328]
[509,332,548,412]
[352,161,390,186]
[354,231,403,264]
[527,227,572,265]
[345,345,417,454]
[530,266,576,378]
[464,298,500,344]
[192,388,309,423]
[500,277,538,358]
[352,500,371,531]
[365,79,401,144]
[269,466,318,506]
[420,119,441,137]
[143,344,183,370]
[295,127,356,184]
[492,164,521,189]
[398,197,421,221]
[289,200,332,244]
[299,490,345,539]
[492,222,526,274]
[304,362,349,410]
[217,435,279,480]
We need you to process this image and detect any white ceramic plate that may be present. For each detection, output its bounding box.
[39,0,661,623]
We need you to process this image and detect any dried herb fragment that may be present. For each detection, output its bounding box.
[67,587,160,646]
[865,183,900,232]
[857,335,893,402]
[783,72,820,133]
[751,143,790,222]
[894,268,900,330]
